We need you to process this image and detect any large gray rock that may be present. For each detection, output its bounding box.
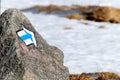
[0,9,69,80]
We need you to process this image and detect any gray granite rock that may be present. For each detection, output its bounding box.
[0,9,69,80]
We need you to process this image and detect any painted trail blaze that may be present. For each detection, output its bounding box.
[17,27,37,47]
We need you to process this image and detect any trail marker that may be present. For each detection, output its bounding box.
[17,27,37,47]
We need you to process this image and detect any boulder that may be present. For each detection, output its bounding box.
[0,9,69,80]
[86,6,120,23]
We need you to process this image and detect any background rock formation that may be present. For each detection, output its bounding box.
[0,9,69,80]
[21,5,120,23]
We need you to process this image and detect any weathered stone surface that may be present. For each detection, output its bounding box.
[0,9,69,80]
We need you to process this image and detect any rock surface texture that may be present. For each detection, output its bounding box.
[0,9,69,80]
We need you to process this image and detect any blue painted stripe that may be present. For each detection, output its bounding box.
[20,29,33,42]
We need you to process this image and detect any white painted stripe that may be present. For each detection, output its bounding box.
[17,30,26,37]
[23,27,37,47]
[24,39,33,45]
[17,27,37,47]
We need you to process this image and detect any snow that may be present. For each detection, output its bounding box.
[1,0,120,74]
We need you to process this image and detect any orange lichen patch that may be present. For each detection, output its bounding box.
[70,72,120,80]
[64,27,73,30]
[95,72,120,79]
[70,73,95,80]
[98,26,106,29]
[86,6,120,23]
[69,5,120,23]
[79,73,95,80]
[66,13,86,20]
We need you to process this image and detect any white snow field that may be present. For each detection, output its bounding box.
[1,0,120,74]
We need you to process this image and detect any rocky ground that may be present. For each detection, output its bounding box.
[21,5,120,23]
[70,72,120,80]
